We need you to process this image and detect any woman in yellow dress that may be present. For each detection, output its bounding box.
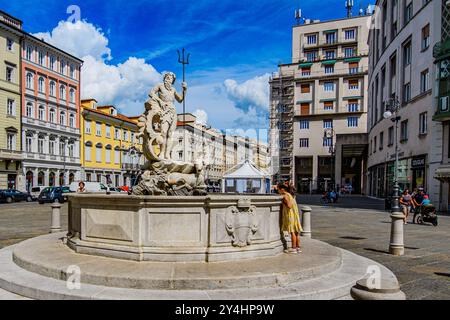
[279,184,303,254]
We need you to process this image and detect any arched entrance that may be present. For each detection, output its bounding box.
[38,171,45,186]
[49,172,55,187]
[26,171,33,192]
[59,173,65,186]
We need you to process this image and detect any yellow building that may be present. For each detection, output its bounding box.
[80,99,143,187]
[0,11,23,189]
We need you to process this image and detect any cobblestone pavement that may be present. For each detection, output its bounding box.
[0,199,449,300]
[298,194,450,300]
[0,202,68,249]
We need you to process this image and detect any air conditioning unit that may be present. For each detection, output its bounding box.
[441,96,449,112]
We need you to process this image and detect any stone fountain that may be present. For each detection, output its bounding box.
[0,72,405,300]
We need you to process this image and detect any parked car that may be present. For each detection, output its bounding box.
[0,189,33,203]
[69,182,107,193]
[38,187,72,204]
[30,186,49,201]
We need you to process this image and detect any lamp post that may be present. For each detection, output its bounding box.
[384,96,404,256]
[324,128,335,192]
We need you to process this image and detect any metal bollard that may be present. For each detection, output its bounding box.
[300,206,312,238]
[50,200,62,233]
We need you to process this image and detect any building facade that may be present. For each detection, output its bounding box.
[80,99,143,187]
[432,0,450,211]
[367,0,442,204]
[0,11,23,190]
[270,14,370,194]
[20,32,83,191]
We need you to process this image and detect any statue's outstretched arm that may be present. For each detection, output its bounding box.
[175,82,187,103]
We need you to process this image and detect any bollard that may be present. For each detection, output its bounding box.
[300,206,312,238]
[50,200,62,233]
[389,212,405,255]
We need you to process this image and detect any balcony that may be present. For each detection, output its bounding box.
[23,151,80,164]
[0,149,23,161]
[122,163,141,171]
[23,117,80,136]
[303,37,358,49]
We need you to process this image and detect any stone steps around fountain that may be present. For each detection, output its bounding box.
[0,233,402,300]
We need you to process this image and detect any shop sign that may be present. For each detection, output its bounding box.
[411,156,426,169]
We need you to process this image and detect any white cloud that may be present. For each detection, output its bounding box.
[34,20,161,117]
[193,109,208,126]
[223,73,271,114]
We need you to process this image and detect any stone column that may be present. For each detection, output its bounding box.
[300,206,312,238]
[50,200,62,233]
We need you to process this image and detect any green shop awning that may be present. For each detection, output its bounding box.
[343,96,363,100]
[298,62,313,68]
[296,100,313,104]
[323,29,338,34]
[344,57,362,63]
[322,60,336,65]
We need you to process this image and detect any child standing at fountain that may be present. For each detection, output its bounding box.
[278,184,302,254]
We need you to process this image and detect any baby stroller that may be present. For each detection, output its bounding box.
[413,205,438,227]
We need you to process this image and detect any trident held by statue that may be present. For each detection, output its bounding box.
[177,48,190,162]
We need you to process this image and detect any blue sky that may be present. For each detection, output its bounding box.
[2,0,374,137]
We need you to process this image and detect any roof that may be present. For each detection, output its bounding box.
[223,160,269,179]
[83,107,138,126]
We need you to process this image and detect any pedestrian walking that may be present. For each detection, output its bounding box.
[400,189,412,225]
[279,183,303,254]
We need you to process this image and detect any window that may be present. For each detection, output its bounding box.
[324,82,334,91]
[373,136,377,153]
[422,24,430,50]
[69,89,75,103]
[38,136,45,154]
[400,120,408,141]
[114,148,120,164]
[300,103,310,115]
[305,51,317,62]
[123,130,129,141]
[7,99,15,116]
[323,119,333,129]
[96,144,103,162]
[49,108,56,123]
[115,128,120,140]
[69,114,75,128]
[349,80,359,90]
[403,83,411,103]
[70,65,75,78]
[323,137,332,147]
[85,120,91,134]
[347,117,358,127]
[38,106,45,121]
[6,38,13,51]
[26,102,33,118]
[60,111,66,126]
[324,101,334,110]
[388,126,394,146]
[60,85,66,100]
[325,50,335,59]
[348,100,359,112]
[419,112,428,135]
[6,66,13,82]
[300,120,309,130]
[299,138,309,148]
[85,142,92,162]
[178,151,183,160]
[60,60,65,74]
[325,32,336,44]
[26,46,32,60]
[68,142,74,158]
[38,51,44,65]
[344,47,356,57]
[345,29,356,40]
[306,34,317,44]
[60,141,65,156]
[420,69,430,93]
[403,41,411,66]
[49,81,56,96]
[300,84,310,93]
[325,65,334,74]
[301,68,311,76]
[7,133,16,151]
[131,132,135,143]
[25,134,33,153]
[404,2,413,25]
[37,77,45,93]
[50,56,56,70]
[349,62,359,74]
[105,146,112,163]
[49,138,56,155]
[96,122,102,136]
[26,73,34,89]
[106,125,111,138]
[379,132,384,150]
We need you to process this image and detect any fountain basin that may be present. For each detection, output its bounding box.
[67,194,284,262]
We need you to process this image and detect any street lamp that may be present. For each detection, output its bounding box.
[384,96,404,256]
[324,128,335,192]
